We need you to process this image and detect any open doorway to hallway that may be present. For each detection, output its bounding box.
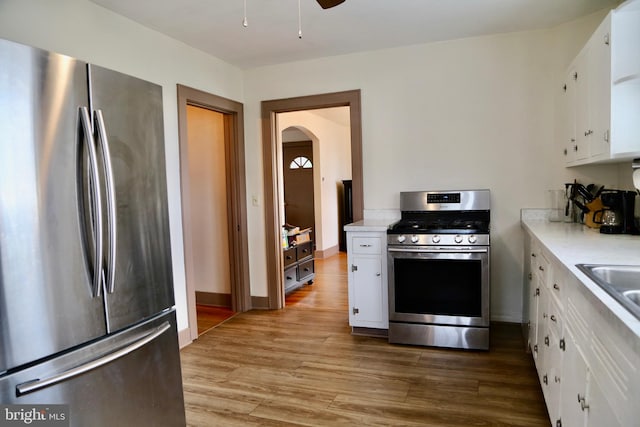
[177,85,250,345]
[278,107,352,262]
[261,90,364,310]
[185,105,235,334]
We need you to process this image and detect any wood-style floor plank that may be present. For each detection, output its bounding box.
[181,252,549,426]
[196,304,235,335]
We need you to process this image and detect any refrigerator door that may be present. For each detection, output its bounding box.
[0,39,107,373]
[88,65,174,333]
[0,310,186,427]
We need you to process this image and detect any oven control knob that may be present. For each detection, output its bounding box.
[431,235,440,244]
[468,235,477,244]
[454,235,463,244]
[411,235,419,243]
[397,235,406,243]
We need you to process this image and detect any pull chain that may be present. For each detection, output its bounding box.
[242,0,248,27]
[298,0,302,38]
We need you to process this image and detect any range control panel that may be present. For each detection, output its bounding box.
[427,193,460,204]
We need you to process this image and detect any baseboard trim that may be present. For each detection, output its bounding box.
[251,296,270,309]
[178,327,192,349]
[315,244,339,259]
[196,291,231,307]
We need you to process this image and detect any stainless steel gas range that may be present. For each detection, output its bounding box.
[387,189,491,350]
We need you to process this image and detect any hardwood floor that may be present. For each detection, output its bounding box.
[196,304,236,335]
[180,252,549,426]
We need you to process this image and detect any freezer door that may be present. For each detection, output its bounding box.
[88,65,174,332]
[0,310,186,427]
[0,39,107,373]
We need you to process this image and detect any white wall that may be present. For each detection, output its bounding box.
[243,11,622,321]
[0,0,244,333]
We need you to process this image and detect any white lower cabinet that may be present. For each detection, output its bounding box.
[560,324,621,427]
[524,231,638,427]
[346,230,388,331]
[560,325,589,427]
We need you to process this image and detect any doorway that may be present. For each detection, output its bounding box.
[261,90,364,310]
[177,85,250,344]
[283,139,315,243]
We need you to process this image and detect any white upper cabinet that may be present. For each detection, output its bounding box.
[561,0,640,166]
[610,0,640,159]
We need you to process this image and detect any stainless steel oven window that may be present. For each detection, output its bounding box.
[388,249,490,327]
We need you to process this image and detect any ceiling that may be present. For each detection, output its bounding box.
[90,0,621,69]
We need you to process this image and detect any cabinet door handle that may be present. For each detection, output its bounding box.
[543,374,548,385]
[577,394,589,411]
[539,266,544,271]
[359,244,372,247]
[559,338,566,351]
[550,315,557,322]
[376,272,381,277]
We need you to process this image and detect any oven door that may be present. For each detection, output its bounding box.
[388,246,489,327]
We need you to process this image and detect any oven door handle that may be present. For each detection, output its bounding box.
[388,247,489,254]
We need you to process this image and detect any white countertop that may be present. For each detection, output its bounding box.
[344,219,392,232]
[521,216,640,348]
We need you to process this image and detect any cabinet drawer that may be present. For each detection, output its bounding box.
[283,247,296,267]
[296,241,313,260]
[297,259,314,281]
[284,266,297,289]
[352,237,381,255]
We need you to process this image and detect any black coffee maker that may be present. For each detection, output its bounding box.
[599,190,637,234]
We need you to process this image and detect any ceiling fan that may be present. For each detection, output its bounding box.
[316,0,346,9]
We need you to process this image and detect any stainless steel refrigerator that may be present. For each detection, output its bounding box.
[0,38,186,426]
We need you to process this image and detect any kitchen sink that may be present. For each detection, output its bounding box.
[576,264,640,320]
[624,290,640,305]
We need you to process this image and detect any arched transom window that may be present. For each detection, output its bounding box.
[289,156,312,169]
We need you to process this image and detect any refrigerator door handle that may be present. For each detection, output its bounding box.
[94,109,117,294]
[79,106,104,298]
[16,321,171,396]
